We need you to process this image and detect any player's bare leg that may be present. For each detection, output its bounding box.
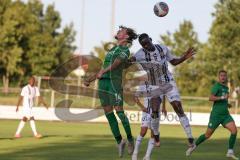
[225,121,239,160]
[15,116,27,138]
[171,101,194,146]
[115,106,134,155]
[150,97,161,146]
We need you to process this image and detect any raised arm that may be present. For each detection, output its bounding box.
[169,48,196,66]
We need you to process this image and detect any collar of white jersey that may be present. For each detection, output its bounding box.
[142,45,159,54]
[27,84,34,88]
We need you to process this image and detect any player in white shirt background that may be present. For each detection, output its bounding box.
[132,83,167,160]
[130,33,196,148]
[15,76,48,138]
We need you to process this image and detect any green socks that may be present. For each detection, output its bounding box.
[105,111,133,144]
[117,111,133,142]
[195,134,207,146]
[195,133,237,150]
[229,134,237,149]
[105,112,122,144]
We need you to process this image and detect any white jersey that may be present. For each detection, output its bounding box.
[21,85,40,109]
[134,44,177,85]
[134,44,181,103]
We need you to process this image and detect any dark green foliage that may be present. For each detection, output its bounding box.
[0,0,76,91]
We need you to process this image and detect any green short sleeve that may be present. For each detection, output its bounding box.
[211,83,219,95]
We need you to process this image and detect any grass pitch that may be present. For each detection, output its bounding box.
[0,120,239,160]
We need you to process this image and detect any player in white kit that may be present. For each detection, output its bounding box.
[15,76,48,138]
[132,84,167,160]
[130,33,196,148]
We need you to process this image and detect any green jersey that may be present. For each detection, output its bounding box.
[102,45,130,80]
[210,82,229,115]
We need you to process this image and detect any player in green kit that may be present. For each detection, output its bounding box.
[84,26,138,158]
[186,70,238,159]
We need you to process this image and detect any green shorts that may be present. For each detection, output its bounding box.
[98,78,123,107]
[208,114,234,129]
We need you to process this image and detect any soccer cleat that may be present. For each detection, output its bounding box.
[14,134,21,138]
[34,134,42,139]
[128,140,135,155]
[143,156,150,160]
[226,152,239,160]
[186,144,196,156]
[118,139,126,158]
[131,153,138,160]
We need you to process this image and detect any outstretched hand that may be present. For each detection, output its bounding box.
[184,47,196,60]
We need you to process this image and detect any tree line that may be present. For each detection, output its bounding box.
[1,0,239,98]
[159,0,240,96]
[0,0,76,93]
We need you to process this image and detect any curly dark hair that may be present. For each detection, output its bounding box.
[119,25,138,43]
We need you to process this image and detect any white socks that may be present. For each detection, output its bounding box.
[30,120,38,136]
[179,116,193,138]
[16,120,25,135]
[227,149,234,154]
[133,135,143,155]
[133,136,155,158]
[145,138,155,157]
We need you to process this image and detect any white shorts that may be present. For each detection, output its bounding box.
[141,111,152,128]
[22,107,34,118]
[135,81,180,103]
[165,81,181,103]
[141,98,161,128]
[141,111,161,128]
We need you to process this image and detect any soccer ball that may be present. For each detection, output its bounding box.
[153,2,169,17]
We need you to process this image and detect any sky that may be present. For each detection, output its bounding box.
[35,0,218,54]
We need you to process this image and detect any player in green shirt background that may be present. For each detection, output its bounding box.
[84,26,138,158]
[186,70,238,160]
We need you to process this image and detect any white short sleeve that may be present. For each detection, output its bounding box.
[20,87,27,97]
[166,47,177,61]
[133,49,145,62]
